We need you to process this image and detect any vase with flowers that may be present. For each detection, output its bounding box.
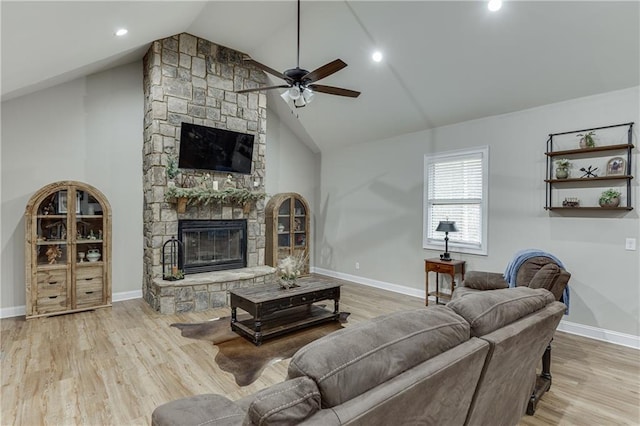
[276,252,308,289]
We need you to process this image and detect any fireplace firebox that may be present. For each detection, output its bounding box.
[178,220,247,274]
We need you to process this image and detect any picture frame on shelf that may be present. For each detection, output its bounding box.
[606,157,625,176]
[57,191,81,214]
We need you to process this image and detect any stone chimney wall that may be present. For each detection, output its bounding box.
[141,33,268,311]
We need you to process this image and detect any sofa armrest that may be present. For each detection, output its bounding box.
[462,271,509,290]
[152,394,245,426]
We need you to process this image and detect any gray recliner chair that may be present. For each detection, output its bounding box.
[453,252,571,415]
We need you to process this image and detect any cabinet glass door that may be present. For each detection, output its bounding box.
[36,190,68,266]
[75,190,104,264]
[277,201,291,251]
[293,199,306,247]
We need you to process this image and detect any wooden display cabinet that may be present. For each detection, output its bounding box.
[25,181,112,319]
[265,193,310,275]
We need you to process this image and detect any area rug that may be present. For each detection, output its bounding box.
[171,310,349,386]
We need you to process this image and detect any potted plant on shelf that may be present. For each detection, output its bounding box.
[577,131,596,149]
[599,189,621,208]
[555,158,571,179]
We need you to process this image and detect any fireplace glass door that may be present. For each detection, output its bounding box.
[178,220,247,273]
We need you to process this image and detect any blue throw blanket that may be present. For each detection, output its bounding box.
[504,249,570,314]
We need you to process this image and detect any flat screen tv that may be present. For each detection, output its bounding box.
[178,123,254,174]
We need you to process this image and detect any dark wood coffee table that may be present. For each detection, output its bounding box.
[229,281,341,345]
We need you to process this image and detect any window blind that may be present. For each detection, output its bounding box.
[424,148,488,254]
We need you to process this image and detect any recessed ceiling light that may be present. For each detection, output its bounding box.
[488,0,502,12]
[115,28,128,36]
[372,51,383,63]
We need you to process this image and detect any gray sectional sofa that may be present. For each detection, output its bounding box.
[152,286,565,426]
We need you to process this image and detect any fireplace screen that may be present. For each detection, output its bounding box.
[178,220,247,274]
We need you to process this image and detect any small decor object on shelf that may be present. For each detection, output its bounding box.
[78,251,85,263]
[276,252,308,289]
[606,157,626,176]
[86,249,101,262]
[577,131,596,149]
[162,236,185,281]
[436,220,458,261]
[555,158,571,179]
[580,166,598,178]
[562,198,580,207]
[599,189,621,208]
[46,245,62,264]
[223,174,236,189]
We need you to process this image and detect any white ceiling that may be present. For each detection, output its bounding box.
[2,1,639,152]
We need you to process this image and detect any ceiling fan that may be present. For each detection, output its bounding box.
[236,0,360,108]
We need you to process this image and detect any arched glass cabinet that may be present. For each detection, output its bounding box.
[25,181,112,319]
[265,192,310,276]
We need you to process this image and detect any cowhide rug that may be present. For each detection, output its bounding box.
[171,310,349,386]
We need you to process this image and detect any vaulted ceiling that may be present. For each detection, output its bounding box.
[2,1,639,152]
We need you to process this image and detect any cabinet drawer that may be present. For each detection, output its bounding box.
[36,269,67,289]
[36,293,68,313]
[76,288,103,308]
[77,277,103,294]
[429,263,454,274]
[76,265,103,280]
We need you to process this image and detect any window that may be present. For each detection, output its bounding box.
[423,146,488,255]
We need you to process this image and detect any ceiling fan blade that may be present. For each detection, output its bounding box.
[236,84,291,94]
[303,59,347,83]
[244,58,288,81]
[308,84,360,98]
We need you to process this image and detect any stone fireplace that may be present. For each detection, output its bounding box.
[141,33,276,314]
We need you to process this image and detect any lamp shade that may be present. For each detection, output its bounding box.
[436,221,458,233]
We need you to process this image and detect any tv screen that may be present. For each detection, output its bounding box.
[178,123,254,174]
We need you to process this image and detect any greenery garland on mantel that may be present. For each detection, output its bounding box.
[165,185,267,207]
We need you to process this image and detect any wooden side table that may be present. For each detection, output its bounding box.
[425,258,466,305]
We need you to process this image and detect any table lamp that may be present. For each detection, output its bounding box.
[436,220,458,261]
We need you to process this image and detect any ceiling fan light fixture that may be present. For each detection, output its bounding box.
[288,86,301,100]
[302,88,314,103]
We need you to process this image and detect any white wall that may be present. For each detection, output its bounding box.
[318,87,640,338]
[1,62,145,313]
[265,108,321,262]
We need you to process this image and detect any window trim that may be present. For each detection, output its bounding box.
[423,146,489,256]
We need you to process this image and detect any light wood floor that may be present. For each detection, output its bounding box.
[1,277,638,425]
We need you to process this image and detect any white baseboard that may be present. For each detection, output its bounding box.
[0,289,143,319]
[113,290,143,302]
[557,320,639,350]
[0,305,26,319]
[312,267,639,350]
[312,267,424,299]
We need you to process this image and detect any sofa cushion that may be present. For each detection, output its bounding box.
[151,394,245,426]
[447,287,555,337]
[244,376,320,426]
[528,263,560,290]
[287,306,470,407]
[462,271,509,290]
[515,256,558,287]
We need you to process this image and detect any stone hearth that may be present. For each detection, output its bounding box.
[150,266,275,314]
[142,33,275,314]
